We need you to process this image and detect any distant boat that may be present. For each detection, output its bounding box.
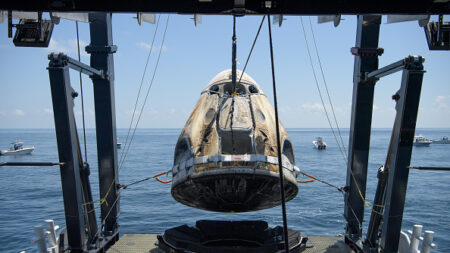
[117,142,122,149]
[413,134,432,147]
[313,137,327,150]
[432,136,449,144]
[0,142,35,155]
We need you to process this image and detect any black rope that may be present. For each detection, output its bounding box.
[409,166,450,171]
[118,171,171,189]
[0,162,62,167]
[232,15,237,91]
[76,21,87,162]
[267,14,290,253]
[230,16,237,153]
[238,15,265,85]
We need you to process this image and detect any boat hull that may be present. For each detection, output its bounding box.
[172,168,298,212]
[313,141,326,150]
[0,147,34,155]
[413,142,431,147]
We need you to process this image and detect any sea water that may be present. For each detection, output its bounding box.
[0,128,449,252]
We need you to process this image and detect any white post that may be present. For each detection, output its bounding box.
[33,226,47,253]
[409,224,423,253]
[45,220,58,247]
[421,230,436,253]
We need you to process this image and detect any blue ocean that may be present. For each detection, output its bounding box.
[0,128,449,252]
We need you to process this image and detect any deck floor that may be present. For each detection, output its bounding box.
[107,234,351,253]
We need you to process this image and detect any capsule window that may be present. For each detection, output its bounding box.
[248,85,259,94]
[209,85,219,94]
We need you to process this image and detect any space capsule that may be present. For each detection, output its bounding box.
[171,69,299,212]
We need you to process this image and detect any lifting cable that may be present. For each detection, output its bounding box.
[307,17,347,155]
[237,15,266,85]
[76,21,88,162]
[297,171,343,192]
[230,15,237,153]
[119,14,162,167]
[300,17,381,228]
[119,15,170,170]
[300,17,347,163]
[88,15,170,216]
[267,13,290,253]
[84,170,171,212]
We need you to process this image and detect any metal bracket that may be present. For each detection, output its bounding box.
[48,53,104,79]
[364,56,425,83]
[351,47,384,57]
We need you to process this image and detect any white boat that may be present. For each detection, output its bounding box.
[313,137,327,150]
[413,135,432,147]
[0,142,35,155]
[433,136,449,144]
[117,142,122,149]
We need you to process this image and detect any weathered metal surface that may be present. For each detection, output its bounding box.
[172,70,298,212]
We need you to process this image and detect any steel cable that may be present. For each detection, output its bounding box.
[267,13,290,253]
[119,15,162,167]
[308,17,347,155]
[76,21,88,162]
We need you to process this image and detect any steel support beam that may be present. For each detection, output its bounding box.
[380,56,425,253]
[2,1,450,14]
[86,12,120,236]
[47,56,86,252]
[344,15,381,246]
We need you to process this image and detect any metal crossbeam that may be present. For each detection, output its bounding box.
[365,59,405,82]
[48,53,104,78]
[1,1,450,14]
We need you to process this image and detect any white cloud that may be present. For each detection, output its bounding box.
[47,39,71,53]
[138,42,168,52]
[46,38,89,57]
[433,95,450,109]
[300,103,324,113]
[14,109,25,116]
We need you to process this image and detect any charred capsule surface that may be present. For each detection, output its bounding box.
[172,70,299,212]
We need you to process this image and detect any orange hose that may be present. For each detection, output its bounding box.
[301,172,318,181]
[153,172,167,178]
[155,177,172,184]
[297,180,314,183]
[154,171,172,184]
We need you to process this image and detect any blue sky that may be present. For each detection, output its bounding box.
[0,14,449,129]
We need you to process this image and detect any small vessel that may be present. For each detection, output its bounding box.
[413,134,432,147]
[433,136,449,144]
[312,137,327,150]
[117,142,122,149]
[0,142,35,155]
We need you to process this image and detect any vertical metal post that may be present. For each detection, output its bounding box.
[380,56,425,252]
[86,13,119,236]
[47,54,86,252]
[344,15,382,243]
